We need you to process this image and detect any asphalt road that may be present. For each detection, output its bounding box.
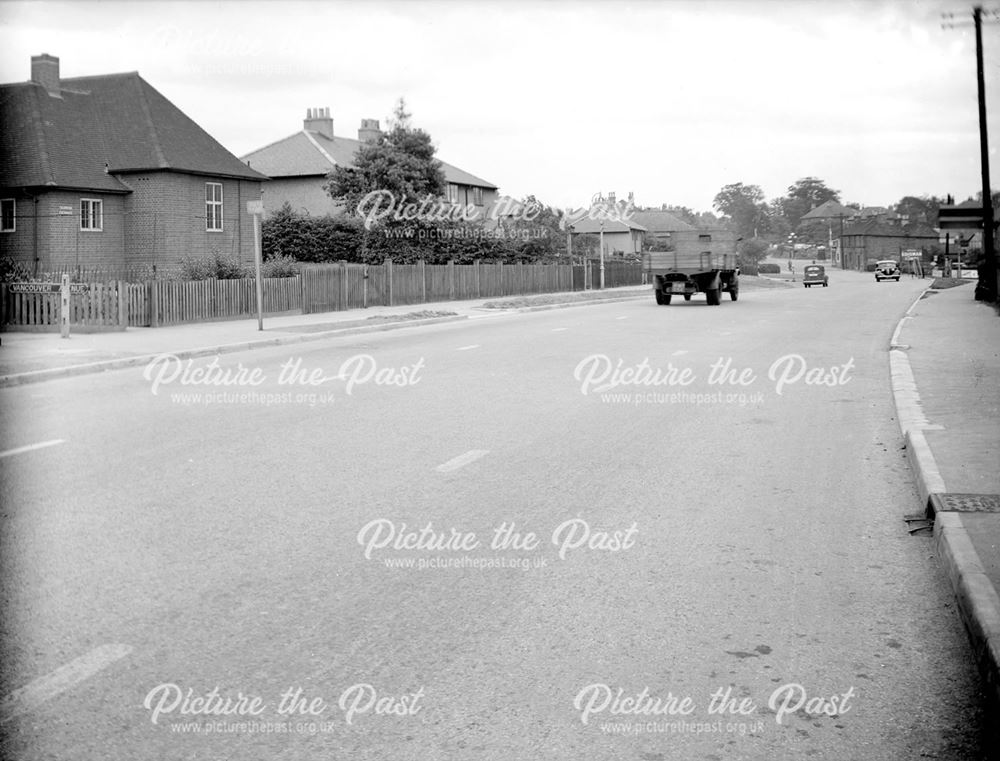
[0,268,992,760]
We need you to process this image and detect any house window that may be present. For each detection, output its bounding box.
[472,187,484,206]
[447,184,459,204]
[80,199,103,231]
[206,182,223,231]
[0,199,14,232]
[698,234,712,242]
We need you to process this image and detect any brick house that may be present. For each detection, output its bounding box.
[241,108,498,219]
[0,54,266,276]
[840,219,939,270]
[569,216,648,257]
[629,208,697,249]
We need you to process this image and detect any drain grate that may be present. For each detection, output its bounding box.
[929,493,1000,513]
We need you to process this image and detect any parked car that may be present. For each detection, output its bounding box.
[802,264,828,288]
[875,260,900,282]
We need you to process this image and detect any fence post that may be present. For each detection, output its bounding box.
[340,260,348,311]
[475,259,481,299]
[518,261,524,295]
[420,259,427,303]
[150,279,159,328]
[117,280,126,328]
[386,258,393,306]
[448,259,456,300]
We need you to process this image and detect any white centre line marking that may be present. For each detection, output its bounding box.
[435,450,489,473]
[551,327,568,332]
[0,439,66,459]
[456,344,480,351]
[616,316,628,320]
[0,644,132,724]
[671,350,689,356]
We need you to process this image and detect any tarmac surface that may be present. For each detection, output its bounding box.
[1,275,998,717]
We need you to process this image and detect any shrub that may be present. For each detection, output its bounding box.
[260,254,300,278]
[757,262,780,274]
[0,257,34,283]
[179,252,249,280]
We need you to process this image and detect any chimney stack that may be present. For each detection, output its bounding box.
[303,107,333,139]
[31,53,60,97]
[358,118,381,144]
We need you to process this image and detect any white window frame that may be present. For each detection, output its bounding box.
[0,198,14,232]
[472,186,484,206]
[80,198,103,231]
[447,184,459,205]
[206,182,223,232]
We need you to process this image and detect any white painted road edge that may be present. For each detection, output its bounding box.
[889,285,1000,708]
[435,450,489,473]
[0,439,66,459]
[0,644,133,724]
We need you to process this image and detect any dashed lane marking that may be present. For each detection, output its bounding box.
[616,316,628,320]
[435,450,490,473]
[0,439,66,459]
[456,345,480,351]
[551,328,568,332]
[0,644,133,724]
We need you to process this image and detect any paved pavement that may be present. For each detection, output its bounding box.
[889,280,1000,711]
[0,287,653,384]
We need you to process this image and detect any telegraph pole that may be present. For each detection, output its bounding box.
[973,6,997,301]
[944,6,998,301]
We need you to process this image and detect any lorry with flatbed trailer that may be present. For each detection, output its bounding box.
[642,249,740,306]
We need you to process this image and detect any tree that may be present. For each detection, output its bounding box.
[781,177,840,228]
[713,183,767,239]
[737,238,769,270]
[325,98,447,215]
[894,195,942,225]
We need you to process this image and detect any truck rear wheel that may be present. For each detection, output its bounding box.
[662,294,672,305]
[729,288,739,301]
[706,288,721,306]
[655,291,665,305]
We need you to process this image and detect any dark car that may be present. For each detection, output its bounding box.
[875,260,900,282]
[802,264,828,288]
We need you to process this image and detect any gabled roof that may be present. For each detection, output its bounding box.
[0,72,266,192]
[843,218,938,239]
[629,209,696,233]
[800,200,858,220]
[241,129,497,189]
[570,216,647,234]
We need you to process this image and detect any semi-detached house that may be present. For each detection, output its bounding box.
[241,108,498,219]
[0,54,267,276]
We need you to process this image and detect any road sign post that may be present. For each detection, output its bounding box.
[247,200,265,331]
[60,274,70,338]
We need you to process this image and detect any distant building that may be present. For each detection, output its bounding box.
[0,54,266,275]
[241,109,498,218]
[840,219,939,270]
[629,209,696,249]
[569,216,647,257]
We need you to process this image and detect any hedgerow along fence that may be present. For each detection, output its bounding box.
[1,259,645,331]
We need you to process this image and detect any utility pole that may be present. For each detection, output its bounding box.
[974,5,997,301]
[944,6,997,301]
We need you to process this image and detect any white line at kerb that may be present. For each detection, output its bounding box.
[435,450,489,473]
[456,344,480,351]
[0,439,66,459]
[0,644,132,724]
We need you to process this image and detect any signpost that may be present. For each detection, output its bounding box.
[247,199,265,331]
[8,277,91,337]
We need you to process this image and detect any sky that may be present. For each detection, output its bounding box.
[0,0,997,213]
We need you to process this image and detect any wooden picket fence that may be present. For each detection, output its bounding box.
[1,259,644,330]
[300,259,643,313]
[0,282,127,332]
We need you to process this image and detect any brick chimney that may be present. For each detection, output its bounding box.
[303,107,333,139]
[358,118,381,143]
[31,53,60,97]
